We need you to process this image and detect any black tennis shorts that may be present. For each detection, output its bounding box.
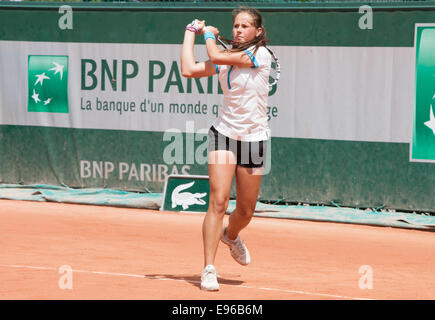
[208,126,267,168]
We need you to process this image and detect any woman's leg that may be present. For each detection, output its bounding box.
[202,150,237,267]
[225,165,263,241]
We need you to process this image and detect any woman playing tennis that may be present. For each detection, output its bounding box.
[181,7,272,291]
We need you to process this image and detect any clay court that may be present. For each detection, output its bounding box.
[0,199,434,300]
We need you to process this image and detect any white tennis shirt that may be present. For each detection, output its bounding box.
[213,46,272,142]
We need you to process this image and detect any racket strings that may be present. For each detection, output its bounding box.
[266,47,280,87]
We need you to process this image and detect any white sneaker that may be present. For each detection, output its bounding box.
[200,265,219,291]
[221,227,251,265]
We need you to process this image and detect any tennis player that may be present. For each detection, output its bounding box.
[181,7,272,291]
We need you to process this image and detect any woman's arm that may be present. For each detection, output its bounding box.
[181,23,217,78]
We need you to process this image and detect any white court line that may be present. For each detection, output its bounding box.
[0,264,373,300]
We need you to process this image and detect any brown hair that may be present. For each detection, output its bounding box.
[220,6,269,54]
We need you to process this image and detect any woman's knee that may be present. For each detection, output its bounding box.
[208,195,229,216]
[233,205,255,219]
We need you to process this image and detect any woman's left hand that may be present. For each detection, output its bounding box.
[204,26,220,37]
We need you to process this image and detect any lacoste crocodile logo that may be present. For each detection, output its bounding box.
[171,181,207,210]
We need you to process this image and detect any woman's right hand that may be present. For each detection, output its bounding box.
[186,19,205,35]
[195,20,206,34]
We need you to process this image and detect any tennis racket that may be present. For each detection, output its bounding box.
[216,35,280,88]
[216,35,229,50]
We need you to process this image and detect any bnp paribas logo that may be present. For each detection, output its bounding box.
[411,25,435,162]
[28,55,69,113]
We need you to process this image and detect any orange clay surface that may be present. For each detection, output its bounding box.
[0,199,434,300]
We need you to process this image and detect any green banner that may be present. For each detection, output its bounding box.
[0,4,434,213]
[1,3,435,47]
[412,25,435,162]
